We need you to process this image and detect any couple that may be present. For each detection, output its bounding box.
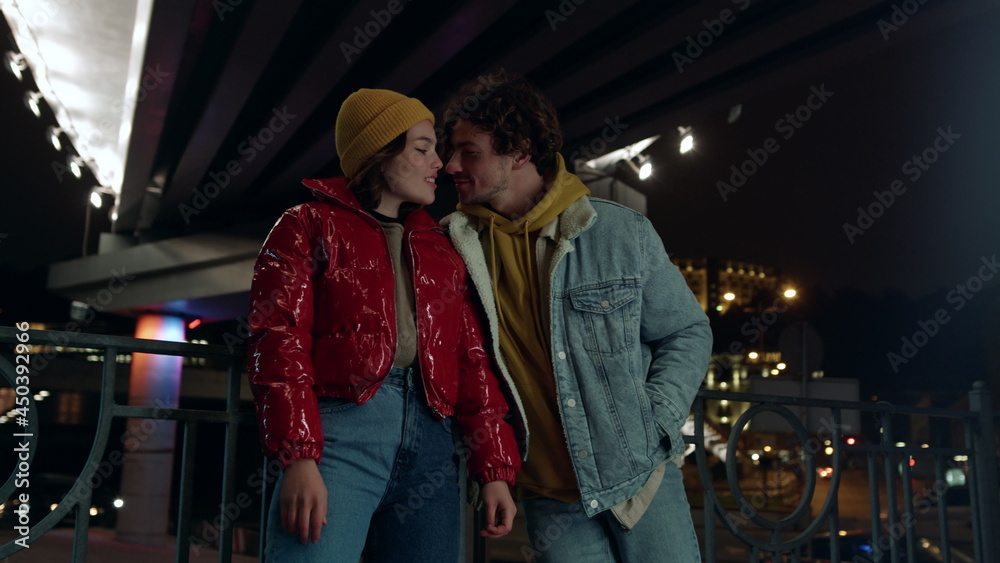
[246,71,712,562]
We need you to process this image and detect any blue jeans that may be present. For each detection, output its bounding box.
[521,462,701,562]
[264,366,461,563]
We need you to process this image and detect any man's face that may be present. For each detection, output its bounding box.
[444,118,513,206]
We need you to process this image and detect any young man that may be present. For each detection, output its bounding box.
[440,71,712,562]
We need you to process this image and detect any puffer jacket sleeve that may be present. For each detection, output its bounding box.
[453,285,521,487]
[247,207,324,468]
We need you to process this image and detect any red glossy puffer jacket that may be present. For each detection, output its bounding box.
[247,177,520,486]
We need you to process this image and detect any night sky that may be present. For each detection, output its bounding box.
[639,11,1000,299]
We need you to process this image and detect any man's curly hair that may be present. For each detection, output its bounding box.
[441,69,563,180]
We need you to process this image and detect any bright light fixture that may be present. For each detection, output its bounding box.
[24,91,43,117]
[47,126,64,151]
[5,51,27,81]
[680,135,694,153]
[678,126,694,154]
[69,155,85,178]
[90,190,104,208]
[583,135,660,170]
[723,292,735,301]
[624,154,653,180]
[784,289,797,298]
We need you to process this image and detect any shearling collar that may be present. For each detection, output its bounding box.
[443,194,597,241]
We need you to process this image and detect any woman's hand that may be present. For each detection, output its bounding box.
[280,459,328,544]
[479,480,517,538]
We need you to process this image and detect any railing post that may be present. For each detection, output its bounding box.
[969,380,999,561]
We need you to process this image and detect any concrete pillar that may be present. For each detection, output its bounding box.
[116,314,185,545]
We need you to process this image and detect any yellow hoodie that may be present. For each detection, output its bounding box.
[459,154,590,501]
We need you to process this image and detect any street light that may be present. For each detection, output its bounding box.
[678,126,694,154]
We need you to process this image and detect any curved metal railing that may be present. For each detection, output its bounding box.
[0,327,254,562]
[692,387,998,562]
[2,327,997,562]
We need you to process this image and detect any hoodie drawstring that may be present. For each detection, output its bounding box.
[488,215,505,328]
[521,221,548,345]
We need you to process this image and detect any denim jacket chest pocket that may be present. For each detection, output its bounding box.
[567,281,640,355]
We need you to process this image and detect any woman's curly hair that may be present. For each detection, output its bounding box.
[441,69,563,180]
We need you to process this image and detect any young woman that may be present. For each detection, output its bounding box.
[247,88,521,562]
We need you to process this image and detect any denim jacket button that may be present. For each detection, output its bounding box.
[589,499,599,509]
[566,398,576,407]
[600,299,610,308]
[557,351,567,360]
[578,450,588,459]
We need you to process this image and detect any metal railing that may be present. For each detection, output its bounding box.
[1,327,997,562]
[0,327,252,562]
[692,387,999,562]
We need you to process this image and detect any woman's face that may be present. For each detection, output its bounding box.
[378,120,442,216]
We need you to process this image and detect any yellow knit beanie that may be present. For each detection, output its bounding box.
[335,88,435,179]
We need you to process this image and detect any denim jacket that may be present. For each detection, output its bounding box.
[444,195,712,516]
